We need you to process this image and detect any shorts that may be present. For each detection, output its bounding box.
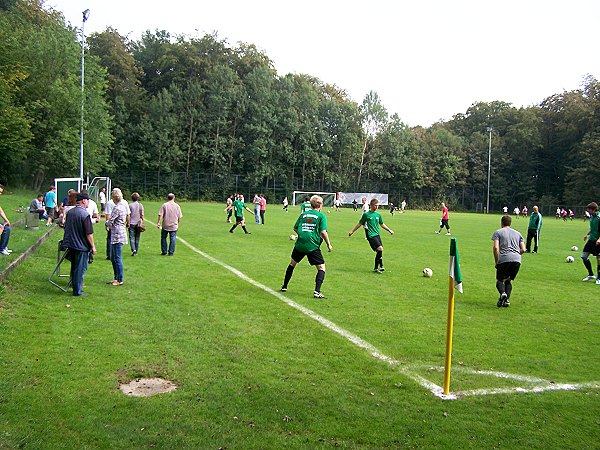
[440,219,449,229]
[235,215,244,224]
[583,239,600,256]
[496,261,521,281]
[291,248,325,266]
[367,235,383,251]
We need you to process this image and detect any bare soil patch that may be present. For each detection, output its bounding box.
[119,378,178,397]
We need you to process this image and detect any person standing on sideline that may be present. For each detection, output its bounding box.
[581,202,600,284]
[0,184,13,256]
[225,194,234,223]
[157,193,183,256]
[229,194,253,234]
[128,192,144,256]
[62,192,96,296]
[106,188,128,286]
[280,195,333,298]
[99,187,107,217]
[253,193,261,224]
[44,185,57,226]
[105,188,131,260]
[401,199,407,213]
[282,196,289,212]
[436,202,451,235]
[492,215,525,307]
[348,198,394,273]
[82,190,99,223]
[352,199,358,212]
[259,193,267,225]
[334,197,341,212]
[525,205,543,253]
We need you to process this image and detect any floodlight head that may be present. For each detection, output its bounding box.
[487,126,493,132]
[82,9,90,22]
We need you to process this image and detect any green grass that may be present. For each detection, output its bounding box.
[1,202,598,448]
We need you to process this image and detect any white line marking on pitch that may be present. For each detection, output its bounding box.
[176,237,600,400]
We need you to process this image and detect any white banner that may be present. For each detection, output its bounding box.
[338,192,389,206]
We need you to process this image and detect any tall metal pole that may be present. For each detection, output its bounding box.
[486,126,493,214]
[80,9,90,181]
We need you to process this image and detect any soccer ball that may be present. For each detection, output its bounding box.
[422,267,433,278]
[571,245,578,251]
[289,234,297,241]
[566,256,575,263]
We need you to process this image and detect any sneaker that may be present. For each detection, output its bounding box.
[280,286,287,292]
[582,275,596,282]
[0,249,9,256]
[313,291,326,299]
[5,249,13,253]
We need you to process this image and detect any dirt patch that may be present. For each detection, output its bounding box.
[119,378,178,397]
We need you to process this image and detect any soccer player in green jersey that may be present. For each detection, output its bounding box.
[348,198,394,272]
[229,194,254,234]
[280,195,333,298]
[300,195,312,213]
[581,202,600,284]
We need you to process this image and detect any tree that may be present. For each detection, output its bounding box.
[358,91,387,189]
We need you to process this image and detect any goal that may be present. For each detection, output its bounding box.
[292,191,336,207]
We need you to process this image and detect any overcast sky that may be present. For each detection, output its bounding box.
[46,0,599,127]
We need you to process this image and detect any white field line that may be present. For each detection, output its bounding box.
[176,236,600,400]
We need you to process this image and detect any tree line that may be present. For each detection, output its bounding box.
[1,0,598,208]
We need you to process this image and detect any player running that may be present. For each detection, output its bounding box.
[581,202,600,284]
[228,194,254,234]
[348,198,394,273]
[280,195,332,298]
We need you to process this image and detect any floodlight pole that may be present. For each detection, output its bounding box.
[79,9,90,181]
[486,126,493,214]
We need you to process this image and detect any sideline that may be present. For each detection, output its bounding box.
[176,236,600,400]
[0,225,58,283]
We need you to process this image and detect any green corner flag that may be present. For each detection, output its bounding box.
[449,238,463,294]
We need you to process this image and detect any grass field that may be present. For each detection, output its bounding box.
[0,197,598,448]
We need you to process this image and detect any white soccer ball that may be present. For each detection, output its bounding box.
[422,267,433,278]
[566,256,575,263]
[571,245,578,252]
[289,234,297,241]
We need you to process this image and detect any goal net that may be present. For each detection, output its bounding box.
[292,191,336,207]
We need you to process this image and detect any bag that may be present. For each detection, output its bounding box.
[137,222,146,232]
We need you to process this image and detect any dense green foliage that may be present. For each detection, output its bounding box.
[1,0,598,207]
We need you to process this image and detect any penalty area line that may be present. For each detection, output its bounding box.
[176,237,599,400]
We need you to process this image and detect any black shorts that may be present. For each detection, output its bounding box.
[367,235,383,251]
[291,248,325,266]
[496,261,521,281]
[583,239,600,256]
[441,219,449,229]
[235,215,244,224]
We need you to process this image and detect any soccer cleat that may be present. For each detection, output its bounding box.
[596,279,600,285]
[446,232,451,235]
[313,291,326,299]
[582,275,596,282]
[532,251,537,254]
[497,297,504,308]
[379,266,385,272]
[503,299,510,307]
[280,286,287,292]
[435,230,441,234]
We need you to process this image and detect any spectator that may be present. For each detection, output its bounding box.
[44,185,57,226]
[0,184,12,256]
[106,188,128,286]
[29,194,48,220]
[259,193,267,225]
[128,192,144,256]
[157,193,183,256]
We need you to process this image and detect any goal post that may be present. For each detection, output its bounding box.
[292,191,336,207]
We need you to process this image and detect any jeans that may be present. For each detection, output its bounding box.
[161,230,177,255]
[129,225,141,253]
[254,205,261,223]
[110,243,123,282]
[0,224,10,251]
[70,250,89,296]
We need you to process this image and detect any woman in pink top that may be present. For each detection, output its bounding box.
[259,193,267,225]
[435,202,451,235]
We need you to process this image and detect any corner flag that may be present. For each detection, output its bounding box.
[449,238,463,294]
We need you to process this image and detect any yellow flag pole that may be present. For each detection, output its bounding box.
[443,274,455,395]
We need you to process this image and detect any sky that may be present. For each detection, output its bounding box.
[46,0,600,127]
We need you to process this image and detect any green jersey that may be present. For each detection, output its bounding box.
[301,201,312,212]
[589,212,600,241]
[360,210,384,238]
[294,209,328,253]
[528,211,542,231]
[233,199,245,217]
